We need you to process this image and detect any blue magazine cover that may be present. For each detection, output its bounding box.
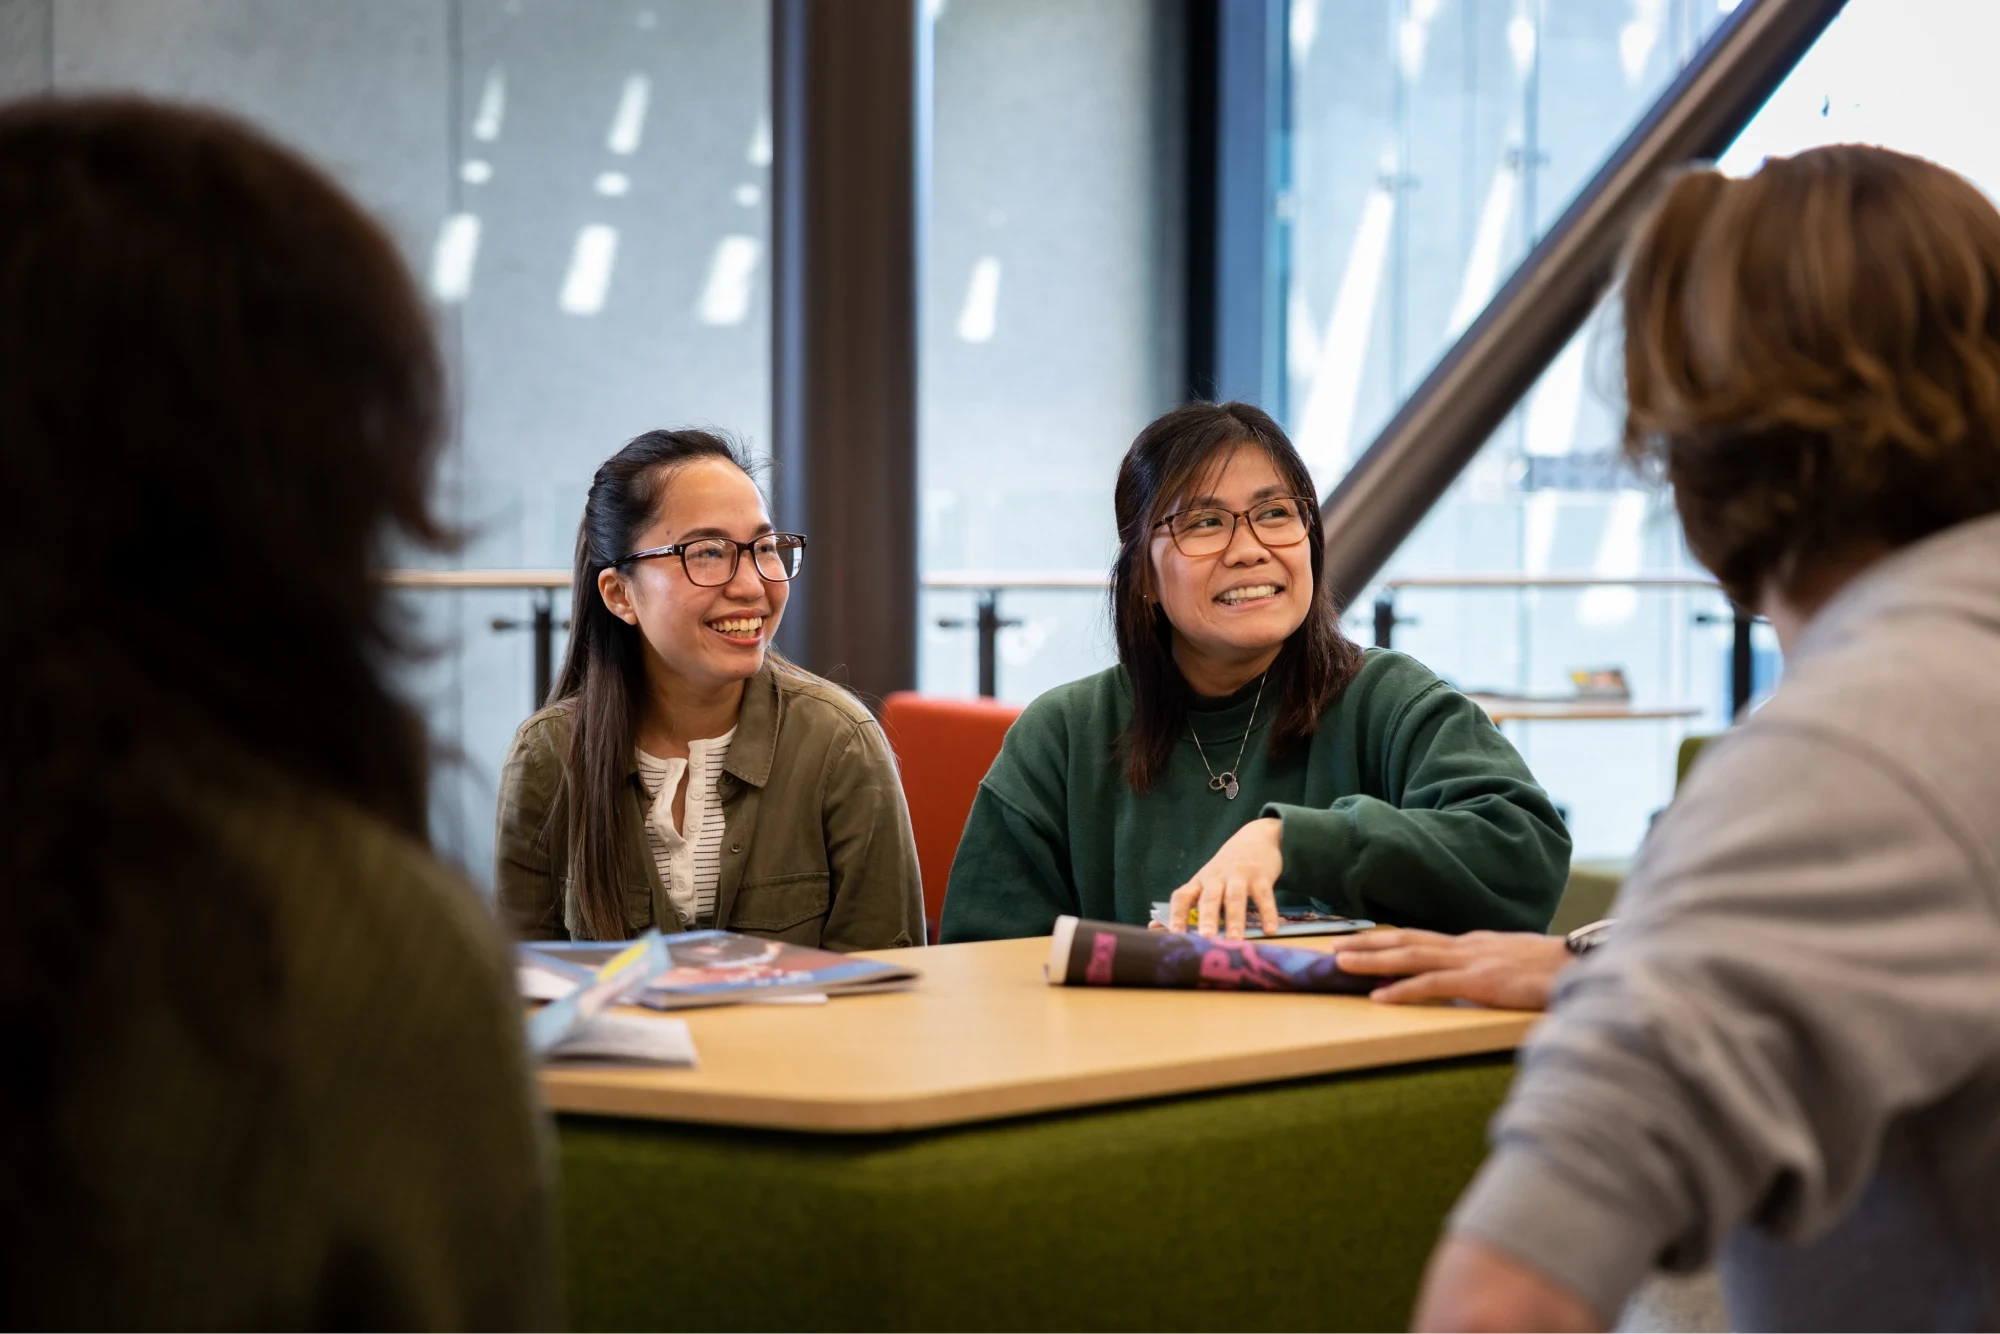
[523,929,917,1011]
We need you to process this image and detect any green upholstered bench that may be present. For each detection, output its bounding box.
[558,1054,1515,1332]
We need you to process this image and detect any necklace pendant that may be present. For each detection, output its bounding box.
[1223,774,1239,800]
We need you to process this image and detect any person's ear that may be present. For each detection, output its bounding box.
[597,565,641,625]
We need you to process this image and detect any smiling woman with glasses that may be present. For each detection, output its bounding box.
[495,428,922,949]
[939,400,1570,944]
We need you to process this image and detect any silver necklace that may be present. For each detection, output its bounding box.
[1189,671,1266,800]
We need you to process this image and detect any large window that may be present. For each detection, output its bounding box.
[18,0,772,883]
[919,0,1184,702]
[1286,0,2000,862]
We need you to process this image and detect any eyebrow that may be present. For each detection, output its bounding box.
[1179,483,1294,510]
[673,522,775,544]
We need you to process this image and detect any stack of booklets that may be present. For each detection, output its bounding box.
[519,931,698,1065]
[1047,916,1378,995]
[519,928,917,1048]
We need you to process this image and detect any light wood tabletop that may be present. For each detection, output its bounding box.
[538,933,1536,1133]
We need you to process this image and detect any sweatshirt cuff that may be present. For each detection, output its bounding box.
[1446,1147,1669,1325]
[1261,802,1359,914]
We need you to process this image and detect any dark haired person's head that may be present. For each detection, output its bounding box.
[1111,401,1363,791]
[1623,144,2000,624]
[0,98,446,1281]
[554,429,800,939]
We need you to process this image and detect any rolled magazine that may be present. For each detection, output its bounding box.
[1045,915,1376,995]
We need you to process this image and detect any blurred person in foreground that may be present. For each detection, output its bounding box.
[1374,144,2000,1332]
[0,99,552,1327]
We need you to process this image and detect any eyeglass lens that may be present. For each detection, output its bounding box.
[1167,499,1309,556]
[681,535,806,586]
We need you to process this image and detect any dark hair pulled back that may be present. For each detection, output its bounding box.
[554,428,757,940]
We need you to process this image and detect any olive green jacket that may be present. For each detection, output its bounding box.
[496,662,924,950]
[35,740,555,1329]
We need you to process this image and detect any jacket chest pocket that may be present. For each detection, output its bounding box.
[726,872,830,938]
[559,876,655,940]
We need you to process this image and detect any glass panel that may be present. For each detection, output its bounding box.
[1283,0,1730,492]
[45,0,771,884]
[920,0,1183,702]
[1328,0,2000,863]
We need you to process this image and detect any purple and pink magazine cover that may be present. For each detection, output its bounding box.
[1045,915,1376,995]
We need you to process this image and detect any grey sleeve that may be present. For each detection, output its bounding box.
[1447,724,2000,1321]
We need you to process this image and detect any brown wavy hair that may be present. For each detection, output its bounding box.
[1112,401,1364,792]
[0,98,447,1310]
[1622,145,2000,606]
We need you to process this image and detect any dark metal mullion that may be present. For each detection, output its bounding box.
[769,0,924,706]
[1186,0,1286,408]
[1317,0,1850,603]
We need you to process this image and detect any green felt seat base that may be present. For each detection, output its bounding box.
[559,1054,1513,1331]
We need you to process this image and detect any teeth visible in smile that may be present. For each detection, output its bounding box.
[1217,584,1279,604]
[709,616,763,634]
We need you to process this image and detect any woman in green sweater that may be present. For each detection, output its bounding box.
[939,402,1570,943]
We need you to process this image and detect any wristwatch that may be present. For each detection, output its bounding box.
[1564,919,1613,956]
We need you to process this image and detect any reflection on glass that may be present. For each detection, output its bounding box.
[920,0,1183,702]
[41,1,773,883]
[1302,0,2000,861]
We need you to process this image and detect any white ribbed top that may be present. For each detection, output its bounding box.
[634,727,735,928]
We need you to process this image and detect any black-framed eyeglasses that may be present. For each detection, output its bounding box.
[1153,496,1314,558]
[615,532,807,587]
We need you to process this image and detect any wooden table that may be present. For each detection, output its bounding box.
[548,934,1538,1332]
[542,934,1535,1131]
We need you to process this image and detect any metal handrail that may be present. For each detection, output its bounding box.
[374,568,1721,592]
[380,568,570,589]
[920,569,1108,590]
[1382,573,1718,590]
[375,568,1752,710]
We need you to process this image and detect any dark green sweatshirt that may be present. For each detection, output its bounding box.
[939,648,1570,942]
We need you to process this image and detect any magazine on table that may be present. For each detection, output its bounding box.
[1046,916,1377,995]
[521,930,688,1059]
[1146,900,1373,939]
[522,929,917,1012]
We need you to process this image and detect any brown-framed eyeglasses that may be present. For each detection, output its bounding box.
[614,532,807,586]
[1153,496,1315,557]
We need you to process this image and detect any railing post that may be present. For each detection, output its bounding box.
[533,589,555,712]
[1372,592,1397,650]
[1730,606,1754,720]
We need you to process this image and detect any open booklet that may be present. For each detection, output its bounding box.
[522,929,917,1012]
[1046,916,1378,995]
[519,930,696,1065]
[1146,901,1373,938]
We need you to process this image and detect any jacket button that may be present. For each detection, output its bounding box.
[730,843,742,854]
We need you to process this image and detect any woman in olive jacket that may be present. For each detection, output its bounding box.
[496,430,923,951]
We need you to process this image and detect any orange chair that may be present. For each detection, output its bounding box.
[879,691,1025,943]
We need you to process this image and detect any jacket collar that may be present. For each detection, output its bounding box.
[614,660,780,789]
[724,662,779,788]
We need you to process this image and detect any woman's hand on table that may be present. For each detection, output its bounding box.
[1334,928,1572,1010]
[1166,817,1283,939]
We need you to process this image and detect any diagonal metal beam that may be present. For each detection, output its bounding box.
[1318,0,1849,603]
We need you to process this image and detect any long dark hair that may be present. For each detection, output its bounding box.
[554,428,758,940]
[1111,401,1363,792]
[0,98,447,1297]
